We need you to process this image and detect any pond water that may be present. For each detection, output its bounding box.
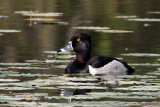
[0,0,160,106]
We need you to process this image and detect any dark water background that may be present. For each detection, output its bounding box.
[0,0,160,106]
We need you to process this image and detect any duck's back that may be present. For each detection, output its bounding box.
[88,56,135,75]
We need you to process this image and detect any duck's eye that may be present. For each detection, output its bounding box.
[77,38,80,42]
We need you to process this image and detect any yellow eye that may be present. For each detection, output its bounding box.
[77,38,80,41]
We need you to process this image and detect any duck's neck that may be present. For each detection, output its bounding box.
[75,51,91,63]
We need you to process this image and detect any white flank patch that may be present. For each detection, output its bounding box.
[88,60,127,75]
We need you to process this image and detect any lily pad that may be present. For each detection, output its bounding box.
[0,15,9,18]
[57,85,106,89]
[35,21,69,25]
[45,59,71,63]
[127,18,160,22]
[26,18,58,22]
[95,29,133,33]
[0,87,34,90]
[121,53,160,57]
[88,92,156,100]
[55,54,75,59]
[148,11,160,14]
[54,65,67,69]
[114,86,160,91]
[129,63,160,66]
[5,101,143,107]
[22,12,63,17]
[0,63,31,66]
[0,79,19,82]
[8,66,49,70]
[72,26,110,30]
[0,30,21,33]
[115,15,137,19]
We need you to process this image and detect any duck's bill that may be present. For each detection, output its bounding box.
[57,41,73,53]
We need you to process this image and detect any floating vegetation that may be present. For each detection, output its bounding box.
[45,59,71,63]
[0,79,19,82]
[0,62,31,66]
[35,21,69,25]
[114,86,160,91]
[55,54,75,59]
[95,29,134,33]
[148,11,160,14]
[0,29,21,33]
[127,18,160,22]
[129,63,160,66]
[88,92,157,100]
[43,51,69,54]
[72,26,110,30]
[115,15,137,19]
[14,11,34,14]
[22,12,63,17]
[26,18,59,22]
[54,65,67,69]
[0,15,8,18]
[121,53,160,57]
[8,66,49,70]
[15,11,63,17]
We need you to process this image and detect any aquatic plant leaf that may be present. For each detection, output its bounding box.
[0,87,34,90]
[62,73,89,77]
[25,59,45,63]
[8,66,49,70]
[114,86,160,91]
[3,101,144,107]
[45,59,71,63]
[43,51,70,54]
[0,79,19,82]
[55,54,75,59]
[54,65,67,69]
[148,11,160,14]
[95,29,134,33]
[0,30,21,33]
[115,15,137,19]
[88,92,156,99]
[104,80,145,85]
[0,67,8,70]
[121,53,160,57]
[57,85,106,89]
[0,62,31,66]
[36,21,69,25]
[43,51,58,54]
[72,26,110,30]
[115,75,157,79]
[0,73,54,78]
[22,12,63,17]
[127,18,160,22]
[14,11,33,14]
[129,63,160,66]
[0,15,9,18]
[26,18,58,22]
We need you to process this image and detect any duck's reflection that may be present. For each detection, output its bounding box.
[60,89,91,97]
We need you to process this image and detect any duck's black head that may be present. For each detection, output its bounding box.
[57,33,91,54]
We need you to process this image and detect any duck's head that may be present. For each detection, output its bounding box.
[57,33,91,54]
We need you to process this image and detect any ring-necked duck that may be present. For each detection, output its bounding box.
[57,33,135,75]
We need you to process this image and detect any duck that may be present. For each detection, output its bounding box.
[57,33,135,75]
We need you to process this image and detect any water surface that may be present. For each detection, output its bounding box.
[0,0,160,106]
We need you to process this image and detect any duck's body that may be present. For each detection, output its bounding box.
[58,33,135,75]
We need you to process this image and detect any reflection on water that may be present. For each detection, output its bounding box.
[0,0,160,106]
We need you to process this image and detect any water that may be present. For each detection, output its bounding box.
[0,0,160,106]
